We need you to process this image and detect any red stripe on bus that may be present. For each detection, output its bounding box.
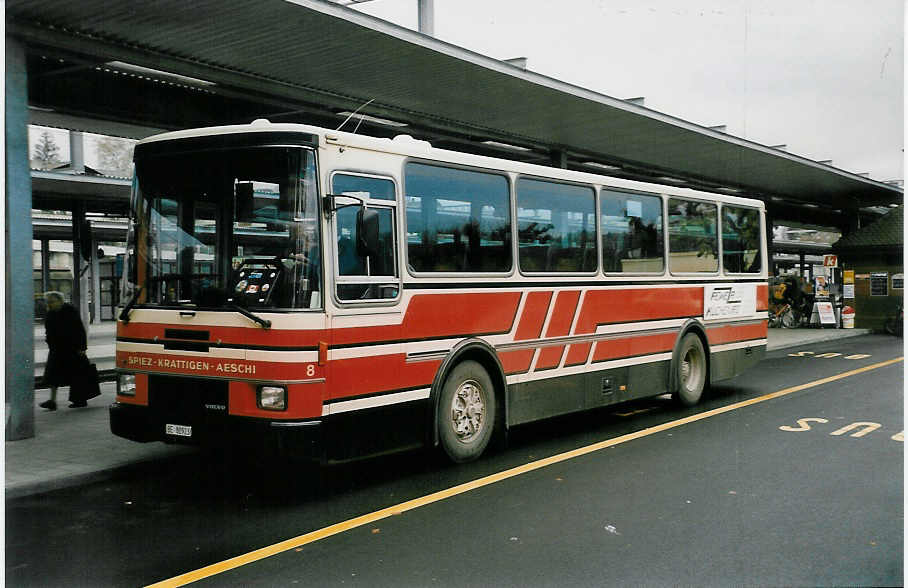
[591,332,677,362]
[706,321,767,345]
[332,292,523,346]
[514,291,553,341]
[498,349,536,374]
[563,342,592,366]
[326,355,439,402]
[535,346,566,370]
[545,291,581,336]
[574,287,703,333]
[403,292,522,340]
[116,351,324,381]
[526,290,579,371]
[756,283,769,311]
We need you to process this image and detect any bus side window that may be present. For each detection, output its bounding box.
[331,173,399,302]
[668,198,718,274]
[600,190,664,274]
[404,163,512,273]
[721,205,762,274]
[516,178,596,273]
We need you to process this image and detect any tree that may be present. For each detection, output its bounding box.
[32,131,61,170]
[95,136,135,177]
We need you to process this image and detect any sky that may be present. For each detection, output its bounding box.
[350,0,904,184]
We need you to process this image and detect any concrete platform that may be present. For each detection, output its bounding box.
[5,324,879,499]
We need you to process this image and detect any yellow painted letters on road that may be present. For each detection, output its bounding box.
[830,422,882,438]
[779,417,829,432]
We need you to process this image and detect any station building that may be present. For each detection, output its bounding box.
[833,205,904,331]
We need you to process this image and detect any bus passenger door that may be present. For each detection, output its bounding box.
[325,172,408,460]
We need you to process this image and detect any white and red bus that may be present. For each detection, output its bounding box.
[111,120,768,463]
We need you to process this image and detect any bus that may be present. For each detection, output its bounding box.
[110,119,768,464]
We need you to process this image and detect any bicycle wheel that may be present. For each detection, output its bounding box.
[780,307,798,328]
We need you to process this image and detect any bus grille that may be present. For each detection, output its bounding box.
[148,376,228,424]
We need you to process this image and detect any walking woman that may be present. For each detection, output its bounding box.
[39,291,89,410]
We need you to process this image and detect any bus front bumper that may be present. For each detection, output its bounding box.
[109,402,323,461]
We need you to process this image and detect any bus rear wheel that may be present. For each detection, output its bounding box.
[438,360,496,463]
[673,333,707,407]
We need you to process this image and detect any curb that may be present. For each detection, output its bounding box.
[5,449,195,500]
[765,328,875,352]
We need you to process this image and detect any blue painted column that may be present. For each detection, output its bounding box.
[5,38,35,440]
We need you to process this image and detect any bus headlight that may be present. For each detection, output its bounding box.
[258,386,287,411]
[118,373,136,397]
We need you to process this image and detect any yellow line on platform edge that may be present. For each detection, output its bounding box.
[147,356,904,588]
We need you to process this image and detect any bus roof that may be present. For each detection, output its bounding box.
[139,120,765,210]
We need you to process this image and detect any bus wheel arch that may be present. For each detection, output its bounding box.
[428,340,507,461]
[670,321,710,406]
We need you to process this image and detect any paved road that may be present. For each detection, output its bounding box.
[6,335,903,587]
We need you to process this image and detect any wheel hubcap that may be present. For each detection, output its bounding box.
[451,379,485,443]
[681,348,700,392]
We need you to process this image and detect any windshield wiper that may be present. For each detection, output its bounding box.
[228,303,271,329]
[118,287,142,324]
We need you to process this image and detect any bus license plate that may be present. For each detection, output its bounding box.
[165,424,192,437]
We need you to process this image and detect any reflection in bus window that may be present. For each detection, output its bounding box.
[133,147,321,309]
[405,163,511,273]
[517,178,596,273]
[722,205,762,273]
[601,190,664,273]
[332,174,398,301]
[668,198,718,273]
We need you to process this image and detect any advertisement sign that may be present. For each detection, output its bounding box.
[703,284,757,320]
[816,302,837,325]
[870,272,889,296]
[843,270,854,284]
[814,276,829,296]
[843,284,855,299]
[823,254,838,268]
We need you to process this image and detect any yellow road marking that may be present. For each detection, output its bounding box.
[147,356,903,587]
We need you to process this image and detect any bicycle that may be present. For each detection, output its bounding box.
[884,303,903,336]
[768,301,798,328]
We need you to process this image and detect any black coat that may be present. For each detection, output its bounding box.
[43,303,87,387]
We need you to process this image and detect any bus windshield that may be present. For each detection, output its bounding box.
[125,146,321,310]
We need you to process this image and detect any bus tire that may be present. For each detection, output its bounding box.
[672,333,707,407]
[437,360,496,463]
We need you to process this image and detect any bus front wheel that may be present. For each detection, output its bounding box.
[673,333,707,407]
[437,360,496,463]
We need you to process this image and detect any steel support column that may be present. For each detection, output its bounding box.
[71,201,90,325]
[90,236,101,324]
[5,38,35,440]
[418,0,434,36]
[41,239,51,294]
[551,149,567,169]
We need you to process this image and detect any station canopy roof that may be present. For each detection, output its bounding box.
[8,0,902,225]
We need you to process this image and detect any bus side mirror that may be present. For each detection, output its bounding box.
[356,207,380,259]
[236,182,255,222]
[126,250,137,284]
